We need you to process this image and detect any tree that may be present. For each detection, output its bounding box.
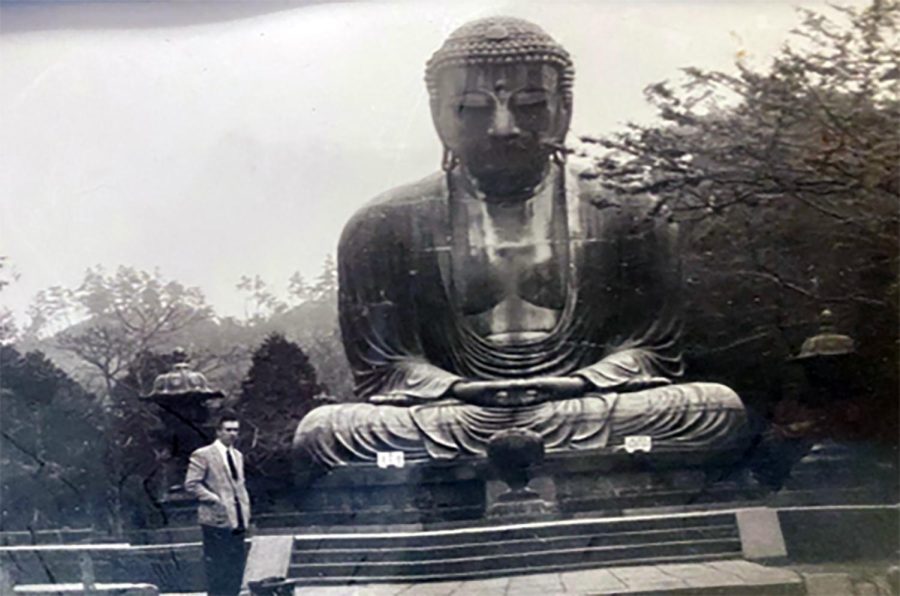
[581,1,898,441]
[273,257,351,399]
[309,254,337,303]
[284,303,350,400]
[287,271,313,305]
[588,2,897,220]
[20,267,214,535]
[0,346,106,531]
[237,333,322,498]
[237,274,287,324]
[27,266,213,398]
[0,257,19,344]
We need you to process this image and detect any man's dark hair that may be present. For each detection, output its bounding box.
[216,410,240,429]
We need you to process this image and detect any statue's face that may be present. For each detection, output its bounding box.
[433,62,570,198]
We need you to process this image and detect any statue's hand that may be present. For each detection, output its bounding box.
[617,376,672,391]
[452,376,589,406]
[369,393,417,406]
[531,376,589,395]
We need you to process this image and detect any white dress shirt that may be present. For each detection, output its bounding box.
[213,439,240,480]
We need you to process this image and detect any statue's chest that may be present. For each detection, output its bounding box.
[448,190,570,318]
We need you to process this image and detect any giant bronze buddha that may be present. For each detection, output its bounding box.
[294,17,750,468]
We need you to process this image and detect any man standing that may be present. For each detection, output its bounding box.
[185,411,251,596]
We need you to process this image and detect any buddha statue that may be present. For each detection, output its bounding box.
[294,17,750,469]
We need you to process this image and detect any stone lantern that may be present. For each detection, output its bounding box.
[792,308,857,407]
[143,348,224,501]
[781,309,872,501]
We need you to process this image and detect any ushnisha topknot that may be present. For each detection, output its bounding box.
[425,16,574,105]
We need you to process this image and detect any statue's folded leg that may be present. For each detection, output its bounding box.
[294,383,749,469]
[293,402,430,468]
[604,382,751,450]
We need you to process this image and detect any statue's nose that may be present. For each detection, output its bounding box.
[488,105,521,139]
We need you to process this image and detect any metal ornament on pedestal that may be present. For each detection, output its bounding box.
[142,348,225,502]
[486,429,556,518]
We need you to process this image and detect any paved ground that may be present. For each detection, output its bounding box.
[15,561,897,595]
[140,559,900,596]
[280,560,804,595]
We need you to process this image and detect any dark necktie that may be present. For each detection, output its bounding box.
[226,449,239,480]
[225,449,245,531]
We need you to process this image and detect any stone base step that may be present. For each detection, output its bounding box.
[289,553,742,586]
[292,526,738,564]
[263,560,807,594]
[291,545,741,581]
[287,510,743,584]
[291,511,736,550]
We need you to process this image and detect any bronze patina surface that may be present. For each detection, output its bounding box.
[294,17,750,468]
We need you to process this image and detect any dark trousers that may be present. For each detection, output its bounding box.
[201,525,247,596]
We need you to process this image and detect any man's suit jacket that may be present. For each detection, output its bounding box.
[184,443,251,529]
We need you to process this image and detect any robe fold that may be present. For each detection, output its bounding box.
[295,165,749,467]
[338,165,683,402]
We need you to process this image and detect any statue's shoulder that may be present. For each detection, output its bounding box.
[340,172,445,247]
[356,172,445,218]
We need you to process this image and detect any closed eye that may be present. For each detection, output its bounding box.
[456,93,493,113]
[512,90,550,107]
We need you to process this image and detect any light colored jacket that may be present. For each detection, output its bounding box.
[184,443,252,529]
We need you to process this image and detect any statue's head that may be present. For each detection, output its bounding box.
[426,17,574,198]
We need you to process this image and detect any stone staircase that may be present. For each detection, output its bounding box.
[288,510,743,585]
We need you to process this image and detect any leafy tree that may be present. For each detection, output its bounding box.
[237,333,322,495]
[588,1,897,211]
[20,268,214,534]
[0,346,105,531]
[237,274,287,324]
[582,0,898,441]
[283,255,350,398]
[244,258,351,400]
[309,254,337,303]
[0,257,18,344]
[26,266,213,398]
[285,302,351,401]
[287,271,313,305]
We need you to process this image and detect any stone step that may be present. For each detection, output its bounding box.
[291,525,738,564]
[562,487,761,513]
[254,504,486,528]
[288,538,741,580]
[287,552,741,585]
[0,529,96,546]
[291,511,736,551]
[285,510,742,583]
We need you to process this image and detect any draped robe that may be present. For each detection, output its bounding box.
[294,164,749,467]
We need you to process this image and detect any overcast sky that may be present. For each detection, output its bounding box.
[0,0,869,325]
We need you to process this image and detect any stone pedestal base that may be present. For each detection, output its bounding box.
[486,474,559,520]
[272,445,762,528]
[770,440,899,506]
[487,498,557,519]
[487,487,558,519]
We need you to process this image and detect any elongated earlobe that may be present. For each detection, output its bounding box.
[552,146,568,165]
[442,146,459,172]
